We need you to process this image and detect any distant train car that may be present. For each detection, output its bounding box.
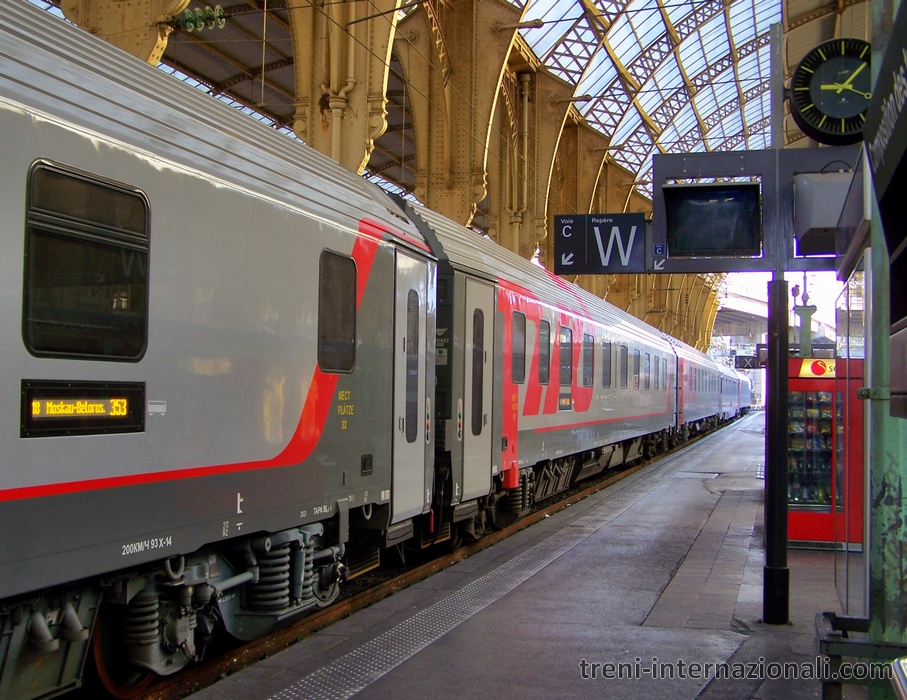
[736,370,754,415]
[0,4,750,699]
[408,205,680,530]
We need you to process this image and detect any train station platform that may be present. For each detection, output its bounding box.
[192,412,858,700]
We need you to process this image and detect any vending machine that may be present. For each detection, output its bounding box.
[787,358,864,547]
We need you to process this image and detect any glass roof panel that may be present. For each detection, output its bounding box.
[608,15,642,65]
[677,33,707,77]
[744,91,767,124]
[712,74,738,106]
[694,89,718,118]
[729,1,756,43]
[698,15,729,64]
[664,0,696,27]
[523,0,585,59]
[576,48,618,96]
[670,102,699,137]
[637,68,672,115]
[658,123,680,149]
[633,5,665,49]
[612,108,643,144]
[754,0,782,30]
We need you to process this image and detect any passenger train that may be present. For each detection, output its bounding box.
[0,3,751,698]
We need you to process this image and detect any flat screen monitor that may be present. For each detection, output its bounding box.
[663,182,762,258]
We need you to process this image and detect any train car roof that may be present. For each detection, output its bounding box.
[718,363,741,379]
[407,203,683,352]
[0,1,430,256]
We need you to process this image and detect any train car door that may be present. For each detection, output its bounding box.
[462,278,494,501]
[391,252,431,524]
[675,356,684,427]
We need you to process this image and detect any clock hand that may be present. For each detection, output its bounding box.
[841,61,867,89]
[844,85,871,99]
[818,83,871,99]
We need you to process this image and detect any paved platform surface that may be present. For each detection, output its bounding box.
[193,412,869,700]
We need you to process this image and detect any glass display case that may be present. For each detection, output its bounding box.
[787,357,863,549]
[788,389,834,508]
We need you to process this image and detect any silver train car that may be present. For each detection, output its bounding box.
[0,3,750,698]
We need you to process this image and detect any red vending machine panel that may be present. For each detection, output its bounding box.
[787,359,863,546]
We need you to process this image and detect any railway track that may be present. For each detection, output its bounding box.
[71,428,724,700]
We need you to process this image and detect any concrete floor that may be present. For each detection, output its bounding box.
[193,412,872,700]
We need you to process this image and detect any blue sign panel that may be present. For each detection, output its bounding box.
[553,213,646,274]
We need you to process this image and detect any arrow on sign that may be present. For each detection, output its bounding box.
[561,253,574,266]
[653,259,665,271]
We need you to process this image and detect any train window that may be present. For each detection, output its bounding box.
[471,309,484,436]
[538,320,550,385]
[582,334,594,387]
[601,341,612,388]
[405,290,420,443]
[653,355,659,390]
[644,353,651,390]
[318,251,357,372]
[24,165,149,359]
[632,350,641,390]
[663,358,668,390]
[512,312,526,384]
[559,327,573,386]
[620,345,629,389]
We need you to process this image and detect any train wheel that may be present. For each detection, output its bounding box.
[447,530,463,552]
[86,608,155,699]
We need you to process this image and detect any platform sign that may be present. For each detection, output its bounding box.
[553,213,645,274]
[797,359,835,378]
[735,355,757,370]
[647,149,860,274]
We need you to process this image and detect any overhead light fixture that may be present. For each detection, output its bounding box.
[550,94,594,105]
[491,18,545,33]
[589,144,626,153]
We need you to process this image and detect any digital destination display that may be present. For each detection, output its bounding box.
[31,398,130,419]
[22,380,144,437]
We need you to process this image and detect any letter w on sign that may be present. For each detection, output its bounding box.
[594,225,637,267]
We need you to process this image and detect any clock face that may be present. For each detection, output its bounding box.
[789,38,871,146]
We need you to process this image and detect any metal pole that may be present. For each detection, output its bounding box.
[770,23,784,150]
[764,276,790,624]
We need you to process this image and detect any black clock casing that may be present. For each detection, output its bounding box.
[789,38,871,146]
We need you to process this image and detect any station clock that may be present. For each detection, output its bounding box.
[789,38,871,146]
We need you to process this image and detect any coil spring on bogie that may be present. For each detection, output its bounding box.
[500,490,522,514]
[248,543,291,611]
[521,472,532,512]
[123,590,160,646]
[501,473,532,514]
[300,541,314,602]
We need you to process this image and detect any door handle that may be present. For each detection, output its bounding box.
[483,413,488,427]
[399,417,405,433]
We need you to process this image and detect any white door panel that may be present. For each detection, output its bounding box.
[462,279,494,501]
[392,253,429,523]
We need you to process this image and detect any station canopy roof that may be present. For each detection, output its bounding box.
[517,0,781,198]
[37,0,782,202]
